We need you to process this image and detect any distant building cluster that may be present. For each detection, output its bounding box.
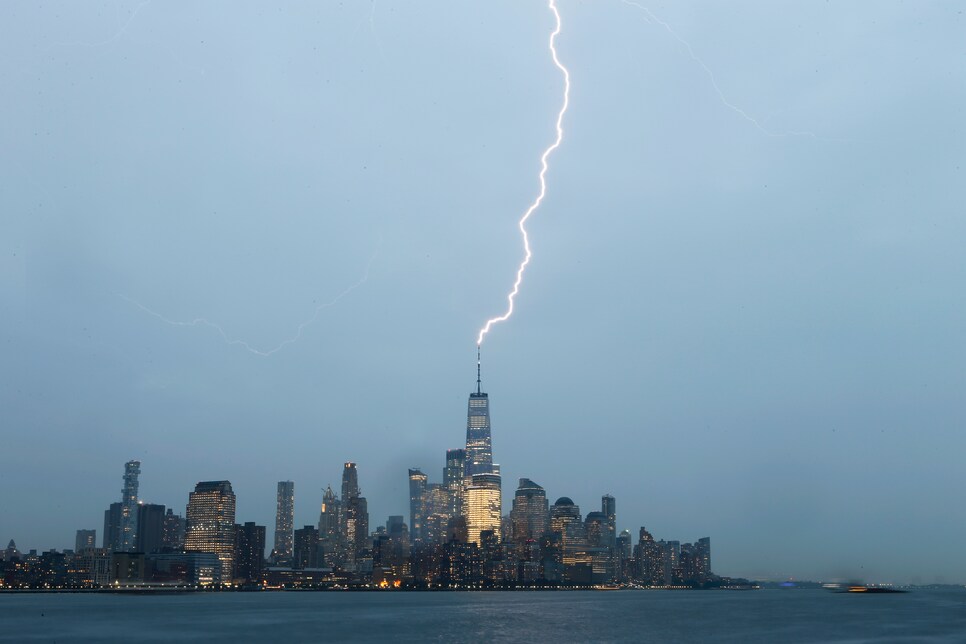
[1,373,718,590]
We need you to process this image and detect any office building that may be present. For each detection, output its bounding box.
[184,481,236,584]
[233,522,266,584]
[509,478,549,551]
[444,448,466,517]
[463,472,502,546]
[119,460,141,552]
[161,509,186,551]
[273,481,295,564]
[293,525,320,570]
[408,468,427,545]
[464,356,493,477]
[103,502,122,551]
[136,503,166,554]
[75,530,96,553]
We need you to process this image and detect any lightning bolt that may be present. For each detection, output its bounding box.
[621,0,820,139]
[476,0,570,348]
[120,241,380,357]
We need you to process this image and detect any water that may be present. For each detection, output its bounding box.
[2,589,965,642]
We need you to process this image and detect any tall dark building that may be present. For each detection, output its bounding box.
[185,481,236,584]
[161,509,186,551]
[233,522,266,584]
[340,463,368,561]
[75,529,96,552]
[273,481,295,565]
[341,462,360,501]
[103,502,122,551]
[408,468,427,545]
[601,495,616,549]
[119,460,141,552]
[293,525,320,569]
[318,485,342,567]
[444,449,466,517]
[136,503,166,554]
[509,478,549,552]
[464,352,494,477]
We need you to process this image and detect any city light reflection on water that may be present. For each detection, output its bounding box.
[1,589,964,643]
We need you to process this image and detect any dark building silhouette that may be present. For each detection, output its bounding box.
[293,525,320,570]
[273,481,295,565]
[444,448,466,518]
[103,503,122,551]
[75,529,96,553]
[408,468,427,546]
[233,522,266,584]
[161,509,186,551]
[318,485,342,567]
[136,503,166,554]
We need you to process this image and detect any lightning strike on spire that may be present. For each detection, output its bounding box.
[476,0,570,348]
[620,0,820,139]
[120,242,380,357]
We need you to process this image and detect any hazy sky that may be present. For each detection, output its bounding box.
[2,0,964,584]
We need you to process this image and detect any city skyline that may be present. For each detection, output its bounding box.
[2,0,964,586]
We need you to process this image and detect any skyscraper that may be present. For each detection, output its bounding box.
[161,509,186,551]
[509,478,549,550]
[341,463,368,561]
[103,502,122,551]
[601,495,616,550]
[185,481,236,584]
[120,460,141,552]
[318,485,342,567]
[408,468,427,545]
[293,525,320,569]
[136,503,166,554]
[464,353,493,477]
[463,472,502,546]
[233,522,266,585]
[444,448,466,517]
[341,462,359,501]
[273,481,295,564]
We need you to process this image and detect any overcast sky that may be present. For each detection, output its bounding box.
[2,0,964,584]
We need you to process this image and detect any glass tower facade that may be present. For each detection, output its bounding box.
[463,472,502,546]
[119,460,140,552]
[185,480,237,584]
[274,481,295,563]
[464,393,493,477]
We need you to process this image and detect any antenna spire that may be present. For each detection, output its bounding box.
[476,344,482,395]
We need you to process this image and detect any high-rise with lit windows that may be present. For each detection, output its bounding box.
[463,472,502,546]
[120,460,141,552]
[273,481,295,564]
[185,481,236,584]
[465,352,494,477]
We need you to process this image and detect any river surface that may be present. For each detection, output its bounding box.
[2,588,965,642]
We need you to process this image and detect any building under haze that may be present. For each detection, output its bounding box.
[136,503,166,555]
[463,473,502,546]
[444,448,466,518]
[509,478,549,553]
[233,521,265,585]
[340,463,369,562]
[318,485,342,567]
[119,460,141,552]
[408,468,427,546]
[273,481,295,565]
[184,481,236,584]
[75,529,96,553]
[464,358,494,477]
